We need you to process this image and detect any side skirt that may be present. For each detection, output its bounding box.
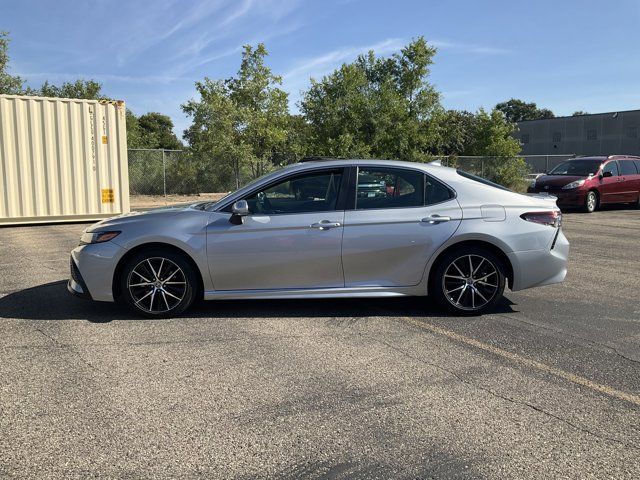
[203,285,424,301]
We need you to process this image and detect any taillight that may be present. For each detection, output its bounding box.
[520,211,562,228]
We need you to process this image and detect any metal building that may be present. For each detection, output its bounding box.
[516,109,640,156]
[0,94,130,225]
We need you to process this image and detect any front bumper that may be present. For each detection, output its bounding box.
[69,241,127,302]
[527,188,586,207]
[68,256,90,298]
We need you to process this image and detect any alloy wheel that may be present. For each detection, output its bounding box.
[442,254,499,311]
[586,192,597,212]
[127,257,187,314]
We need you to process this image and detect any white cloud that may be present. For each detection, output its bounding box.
[430,39,510,55]
[283,38,404,83]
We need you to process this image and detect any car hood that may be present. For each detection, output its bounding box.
[86,203,204,231]
[534,174,587,187]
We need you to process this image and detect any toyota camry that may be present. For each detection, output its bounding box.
[69,158,569,317]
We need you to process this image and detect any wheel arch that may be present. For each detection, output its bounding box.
[112,242,205,301]
[427,239,514,290]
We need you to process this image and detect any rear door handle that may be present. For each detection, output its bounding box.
[310,220,341,230]
[421,214,451,224]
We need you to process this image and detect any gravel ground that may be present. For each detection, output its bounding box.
[0,207,639,479]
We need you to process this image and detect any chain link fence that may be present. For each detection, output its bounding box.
[127,150,579,205]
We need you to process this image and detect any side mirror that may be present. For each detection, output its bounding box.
[232,200,249,215]
[602,171,613,178]
[229,200,249,225]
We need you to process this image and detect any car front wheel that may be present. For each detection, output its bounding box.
[431,247,506,315]
[584,191,598,213]
[119,249,197,318]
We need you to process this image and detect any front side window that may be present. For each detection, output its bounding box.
[355,167,424,210]
[245,170,343,214]
[602,161,619,177]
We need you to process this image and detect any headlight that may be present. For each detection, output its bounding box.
[562,179,585,189]
[529,179,537,188]
[80,231,121,245]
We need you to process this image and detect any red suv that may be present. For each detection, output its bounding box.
[528,155,640,212]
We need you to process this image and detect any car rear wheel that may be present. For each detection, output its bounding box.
[119,249,197,318]
[431,247,506,315]
[584,191,598,213]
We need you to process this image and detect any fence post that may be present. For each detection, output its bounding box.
[162,149,167,204]
[481,158,485,178]
[545,155,549,173]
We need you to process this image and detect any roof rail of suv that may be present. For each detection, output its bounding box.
[607,154,640,160]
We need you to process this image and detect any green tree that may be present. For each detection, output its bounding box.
[0,31,28,95]
[137,112,182,150]
[183,43,290,190]
[300,37,441,161]
[38,79,104,99]
[431,109,476,156]
[465,109,528,189]
[572,110,589,116]
[495,98,554,123]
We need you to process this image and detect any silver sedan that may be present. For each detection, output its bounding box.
[69,159,569,317]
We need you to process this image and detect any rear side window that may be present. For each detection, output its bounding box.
[425,175,454,205]
[635,160,640,173]
[356,167,424,210]
[619,160,638,175]
[602,161,619,177]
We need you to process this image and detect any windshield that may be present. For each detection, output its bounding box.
[548,159,602,176]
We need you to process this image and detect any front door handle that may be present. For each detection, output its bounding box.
[421,214,451,224]
[310,220,341,230]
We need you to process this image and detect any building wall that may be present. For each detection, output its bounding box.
[516,110,640,156]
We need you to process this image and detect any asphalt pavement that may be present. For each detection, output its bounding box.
[0,207,639,479]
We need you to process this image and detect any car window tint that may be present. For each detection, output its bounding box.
[245,170,342,214]
[619,160,638,176]
[602,161,619,177]
[426,175,454,205]
[635,160,640,173]
[356,167,424,210]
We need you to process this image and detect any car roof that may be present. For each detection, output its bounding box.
[570,155,640,161]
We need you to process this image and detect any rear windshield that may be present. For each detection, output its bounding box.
[548,159,602,176]
[456,170,511,192]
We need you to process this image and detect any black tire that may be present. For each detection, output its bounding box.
[118,248,197,318]
[430,246,506,316]
[583,190,598,213]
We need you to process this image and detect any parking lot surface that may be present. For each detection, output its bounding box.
[1,208,639,479]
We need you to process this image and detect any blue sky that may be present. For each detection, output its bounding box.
[2,0,639,137]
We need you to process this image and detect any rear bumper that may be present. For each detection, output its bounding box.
[508,229,570,291]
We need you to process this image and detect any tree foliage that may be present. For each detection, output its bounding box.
[301,38,440,161]
[38,79,104,99]
[0,31,27,95]
[182,43,290,190]
[495,98,555,123]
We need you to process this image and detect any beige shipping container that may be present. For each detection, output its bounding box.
[0,94,130,225]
